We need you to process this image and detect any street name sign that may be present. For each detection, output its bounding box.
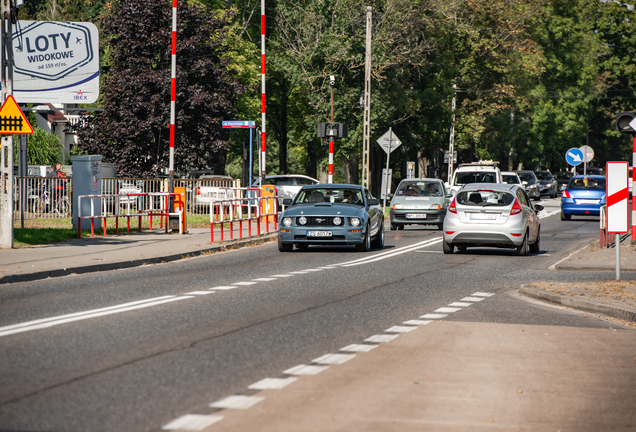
[565,148,583,166]
[222,120,255,128]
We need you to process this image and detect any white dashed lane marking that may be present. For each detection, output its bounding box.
[386,325,417,333]
[185,291,215,296]
[210,286,238,291]
[420,313,447,319]
[270,274,294,277]
[284,364,330,375]
[248,377,297,390]
[232,281,258,286]
[365,334,399,343]
[161,292,496,430]
[252,278,277,282]
[340,344,378,352]
[210,395,264,410]
[403,319,432,326]
[161,414,223,431]
[312,353,356,365]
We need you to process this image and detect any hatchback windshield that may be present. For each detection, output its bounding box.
[454,171,496,185]
[517,172,536,183]
[502,174,520,184]
[396,181,443,196]
[295,188,363,204]
[456,190,515,207]
[534,172,553,181]
[569,177,606,190]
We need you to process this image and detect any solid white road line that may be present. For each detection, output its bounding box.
[338,238,443,267]
[0,296,192,338]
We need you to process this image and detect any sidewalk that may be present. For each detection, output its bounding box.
[0,224,634,324]
[0,225,278,285]
[520,234,636,325]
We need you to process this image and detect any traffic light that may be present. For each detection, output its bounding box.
[317,122,348,139]
[615,111,636,133]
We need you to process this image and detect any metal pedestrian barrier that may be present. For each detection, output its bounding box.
[77,192,184,238]
[209,187,280,242]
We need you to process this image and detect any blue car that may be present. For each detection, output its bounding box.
[560,175,606,221]
[278,184,384,252]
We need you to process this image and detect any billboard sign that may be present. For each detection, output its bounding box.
[12,21,99,104]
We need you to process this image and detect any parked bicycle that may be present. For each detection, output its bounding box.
[33,189,71,217]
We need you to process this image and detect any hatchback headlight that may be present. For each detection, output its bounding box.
[349,217,361,227]
[392,203,404,210]
[298,216,307,225]
[282,217,292,227]
[333,217,342,225]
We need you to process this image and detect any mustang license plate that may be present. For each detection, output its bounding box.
[406,213,426,219]
[307,230,332,237]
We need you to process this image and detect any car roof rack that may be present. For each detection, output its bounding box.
[458,160,499,168]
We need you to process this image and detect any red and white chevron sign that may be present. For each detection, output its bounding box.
[606,161,629,233]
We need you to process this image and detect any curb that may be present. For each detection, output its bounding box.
[519,285,636,323]
[0,234,278,285]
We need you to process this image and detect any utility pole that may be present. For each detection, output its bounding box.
[447,83,456,184]
[362,6,372,190]
[0,0,14,248]
[328,75,335,183]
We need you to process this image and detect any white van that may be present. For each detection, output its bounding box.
[446,161,503,194]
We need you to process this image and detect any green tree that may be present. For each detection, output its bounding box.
[76,0,246,178]
[14,127,63,165]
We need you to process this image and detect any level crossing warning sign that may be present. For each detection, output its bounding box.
[0,95,33,134]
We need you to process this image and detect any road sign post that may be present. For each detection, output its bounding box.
[579,145,594,175]
[606,161,629,280]
[377,128,402,214]
[223,121,256,187]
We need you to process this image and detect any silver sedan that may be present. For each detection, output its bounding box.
[442,183,543,255]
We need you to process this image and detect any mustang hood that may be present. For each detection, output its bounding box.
[283,203,365,218]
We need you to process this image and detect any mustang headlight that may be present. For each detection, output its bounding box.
[349,217,361,227]
[333,217,342,226]
[392,203,404,210]
[546,183,552,187]
[282,217,292,227]
[298,216,307,225]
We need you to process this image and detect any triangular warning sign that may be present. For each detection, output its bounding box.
[0,95,33,135]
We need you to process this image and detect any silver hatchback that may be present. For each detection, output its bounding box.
[442,183,543,255]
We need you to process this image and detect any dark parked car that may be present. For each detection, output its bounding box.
[514,170,541,201]
[278,184,384,252]
[555,171,574,192]
[534,171,558,198]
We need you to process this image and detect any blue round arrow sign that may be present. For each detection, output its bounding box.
[565,148,584,166]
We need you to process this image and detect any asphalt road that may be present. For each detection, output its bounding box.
[0,197,634,432]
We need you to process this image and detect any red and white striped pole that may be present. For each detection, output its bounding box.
[328,76,334,183]
[632,136,636,242]
[169,0,177,176]
[260,0,266,182]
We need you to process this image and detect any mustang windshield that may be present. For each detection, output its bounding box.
[295,188,363,204]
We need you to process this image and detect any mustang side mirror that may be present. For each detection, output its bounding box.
[282,198,292,206]
[368,198,380,206]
